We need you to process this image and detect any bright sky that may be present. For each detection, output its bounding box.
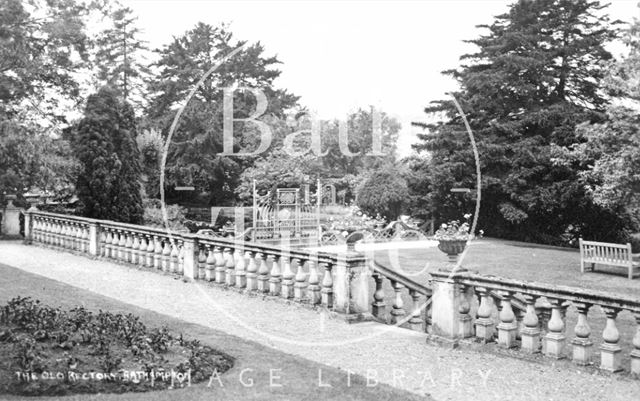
[123,0,639,155]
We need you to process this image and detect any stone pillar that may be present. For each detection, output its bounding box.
[2,196,23,237]
[332,251,371,319]
[181,235,199,281]
[429,270,465,342]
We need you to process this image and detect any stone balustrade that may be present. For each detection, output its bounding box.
[24,210,371,318]
[370,261,432,331]
[430,270,640,375]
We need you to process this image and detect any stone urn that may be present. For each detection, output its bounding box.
[437,239,468,263]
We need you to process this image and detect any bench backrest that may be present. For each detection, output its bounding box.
[579,238,633,267]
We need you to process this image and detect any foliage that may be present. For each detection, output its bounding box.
[137,128,163,198]
[142,199,188,231]
[327,205,386,232]
[73,86,144,224]
[0,297,234,396]
[147,22,299,206]
[0,118,79,206]
[356,168,409,221]
[554,13,640,233]
[0,0,90,120]
[235,148,321,203]
[410,0,625,245]
[320,108,401,176]
[94,5,151,107]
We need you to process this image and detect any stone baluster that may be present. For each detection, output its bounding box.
[544,298,566,359]
[118,230,127,261]
[162,239,172,271]
[281,256,295,299]
[73,224,80,251]
[320,263,333,308]
[153,236,163,269]
[205,245,215,281]
[224,248,235,286]
[458,284,473,338]
[99,229,107,256]
[371,274,386,320]
[497,290,518,348]
[138,235,147,267]
[124,231,133,263]
[104,230,113,258]
[600,307,622,372]
[146,235,155,268]
[409,289,425,332]
[245,251,257,290]
[631,312,640,375]
[55,220,61,246]
[234,249,247,288]
[170,239,179,273]
[197,246,206,279]
[131,234,140,264]
[60,223,68,248]
[110,230,120,260]
[475,287,495,343]
[178,241,185,274]
[81,226,89,254]
[268,254,281,295]
[74,224,81,250]
[520,295,541,353]
[293,259,307,301]
[256,253,269,293]
[389,280,406,326]
[214,246,226,283]
[571,302,593,365]
[307,260,321,304]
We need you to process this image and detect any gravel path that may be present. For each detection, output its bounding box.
[1,241,639,401]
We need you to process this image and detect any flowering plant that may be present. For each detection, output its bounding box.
[434,214,481,241]
[328,206,386,235]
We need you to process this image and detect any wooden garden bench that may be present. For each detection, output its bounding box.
[579,238,640,280]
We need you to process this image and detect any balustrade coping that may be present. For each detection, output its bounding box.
[28,210,366,265]
[435,271,640,313]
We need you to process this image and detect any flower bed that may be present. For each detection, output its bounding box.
[0,297,233,396]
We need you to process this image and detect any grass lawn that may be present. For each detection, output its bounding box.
[372,238,640,370]
[0,263,431,401]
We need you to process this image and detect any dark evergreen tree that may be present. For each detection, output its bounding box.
[410,0,626,245]
[75,86,143,223]
[147,23,299,206]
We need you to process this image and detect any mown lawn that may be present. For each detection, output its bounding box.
[0,263,431,401]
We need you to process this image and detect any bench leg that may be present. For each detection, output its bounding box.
[591,263,595,272]
[580,259,585,274]
[629,266,633,280]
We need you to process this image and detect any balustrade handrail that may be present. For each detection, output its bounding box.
[453,272,640,312]
[371,260,431,296]
[28,210,362,265]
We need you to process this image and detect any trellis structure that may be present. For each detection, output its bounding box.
[251,180,321,246]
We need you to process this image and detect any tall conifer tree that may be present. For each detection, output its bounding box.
[410,0,624,244]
